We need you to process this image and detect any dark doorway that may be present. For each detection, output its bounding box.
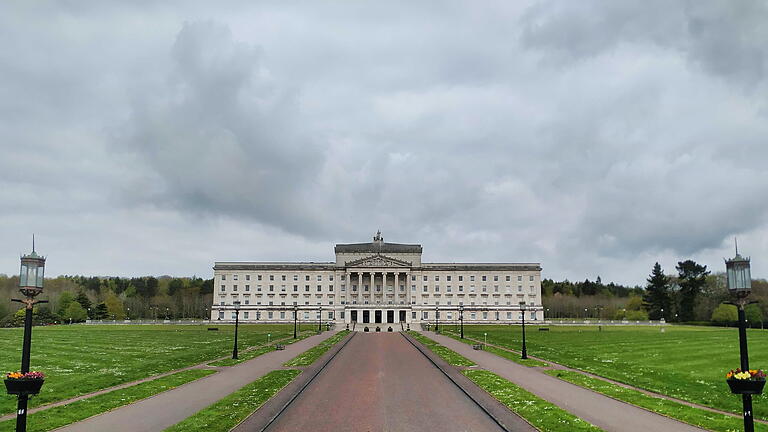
[351,310,358,322]
[363,310,370,323]
[399,310,406,322]
[386,310,394,323]
[375,310,382,323]
[364,327,369,332]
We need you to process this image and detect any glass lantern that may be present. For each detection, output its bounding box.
[726,253,751,298]
[233,301,241,311]
[19,250,45,297]
[519,301,527,311]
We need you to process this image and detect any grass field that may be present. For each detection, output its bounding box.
[453,324,768,419]
[0,324,304,415]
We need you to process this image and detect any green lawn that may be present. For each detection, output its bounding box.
[408,332,476,367]
[457,325,768,419]
[440,330,548,367]
[208,330,314,367]
[164,369,301,432]
[283,331,349,367]
[0,369,215,432]
[545,370,744,432]
[465,370,604,432]
[0,324,300,415]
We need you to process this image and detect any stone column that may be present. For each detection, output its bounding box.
[395,272,399,295]
[358,272,362,293]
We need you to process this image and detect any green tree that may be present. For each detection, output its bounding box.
[104,291,126,319]
[711,304,738,323]
[93,302,109,320]
[745,303,763,326]
[642,262,672,320]
[75,291,92,312]
[57,291,74,316]
[625,296,644,311]
[676,260,710,322]
[61,301,88,323]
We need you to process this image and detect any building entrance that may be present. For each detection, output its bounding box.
[351,310,358,322]
[386,310,394,323]
[375,310,382,323]
[363,310,370,323]
[399,310,406,322]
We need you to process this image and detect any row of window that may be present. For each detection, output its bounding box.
[216,310,537,321]
[220,299,535,307]
[220,273,538,283]
[220,283,538,294]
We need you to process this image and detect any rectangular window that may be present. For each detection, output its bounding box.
[447,285,452,292]
[280,311,285,319]
[257,274,262,281]
[329,284,334,291]
[494,275,498,281]
[245,274,250,281]
[293,285,298,291]
[507,312,512,319]
[220,285,225,292]
[423,275,428,281]
[471,312,476,319]
[482,275,487,281]
[423,286,428,292]
[483,312,488,319]
[293,274,298,280]
[458,285,464,292]
[305,275,310,281]
[245,285,250,291]
[412,311,417,319]
[330,275,334,281]
[218,310,224,319]
[233,285,238,291]
[243,311,249,319]
[447,275,452,281]
[268,311,273,319]
[434,275,439,281]
[470,275,475,282]
[317,285,322,292]
[530,275,535,281]
[518,275,522,281]
[282,275,286,281]
[244,299,250,305]
[270,275,274,281]
[459,275,463,281]
[305,285,310,292]
[411,285,416,291]
[233,274,238,281]
[506,275,511,281]
[281,285,286,292]
[423,311,428,319]
[269,285,274,292]
[257,285,262,292]
[317,275,322,281]
[435,285,440,292]
[221,275,226,280]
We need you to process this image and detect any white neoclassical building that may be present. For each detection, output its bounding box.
[212,232,543,327]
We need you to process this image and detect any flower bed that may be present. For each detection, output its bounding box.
[5,371,46,395]
[726,368,766,395]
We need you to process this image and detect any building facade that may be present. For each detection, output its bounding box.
[212,232,543,326]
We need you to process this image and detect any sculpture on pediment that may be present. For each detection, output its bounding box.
[345,253,411,268]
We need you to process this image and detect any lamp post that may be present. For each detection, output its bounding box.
[10,240,48,432]
[293,305,298,339]
[519,301,528,359]
[318,305,322,332]
[459,304,464,339]
[435,306,439,333]
[232,301,241,360]
[726,248,754,432]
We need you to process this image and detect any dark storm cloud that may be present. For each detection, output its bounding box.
[1,1,767,284]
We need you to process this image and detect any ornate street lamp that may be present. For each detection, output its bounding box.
[435,306,439,333]
[725,246,755,432]
[318,305,323,333]
[232,301,241,360]
[10,239,48,432]
[519,301,528,359]
[459,304,465,339]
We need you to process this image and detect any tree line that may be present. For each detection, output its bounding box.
[0,274,213,326]
[543,260,768,325]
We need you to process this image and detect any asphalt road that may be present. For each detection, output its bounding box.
[265,332,505,432]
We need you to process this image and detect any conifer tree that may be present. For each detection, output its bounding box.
[642,262,671,320]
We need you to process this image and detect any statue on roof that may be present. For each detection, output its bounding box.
[373,230,383,242]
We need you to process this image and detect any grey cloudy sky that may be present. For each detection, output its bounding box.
[2,1,767,285]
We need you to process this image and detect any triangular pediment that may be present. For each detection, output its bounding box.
[345,254,412,268]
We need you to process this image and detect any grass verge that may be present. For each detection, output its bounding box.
[164,369,300,432]
[209,331,314,367]
[0,369,215,432]
[441,330,548,367]
[283,331,349,367]
[407,332,476,366]
[464,370,604,432]
[544,370,745,432]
